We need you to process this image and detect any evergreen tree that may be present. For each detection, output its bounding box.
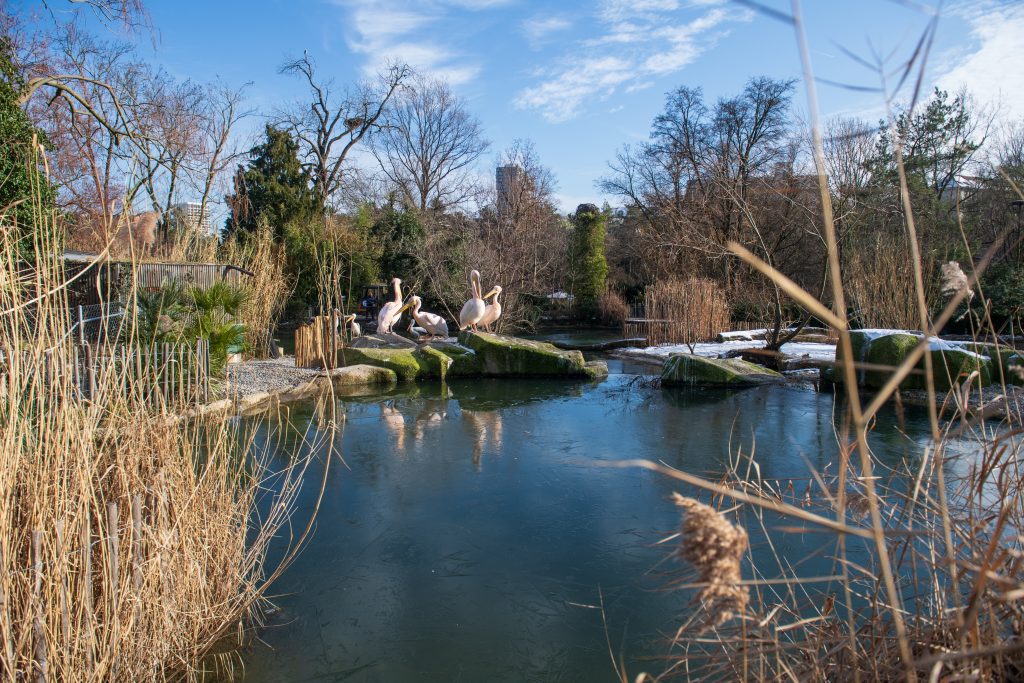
[225,125,320,239]
[0,38,57,257]
[569,203,608,317]
[371,203,425,283]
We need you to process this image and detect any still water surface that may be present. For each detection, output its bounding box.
[240,368,935,682]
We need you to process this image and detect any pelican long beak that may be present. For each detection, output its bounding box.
[344,314,356,323]
[482,288,500,300]
[397,301,413,314]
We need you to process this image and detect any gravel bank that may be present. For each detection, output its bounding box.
[226,357,321,398]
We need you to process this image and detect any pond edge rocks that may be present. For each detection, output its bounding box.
[661,354,784,387]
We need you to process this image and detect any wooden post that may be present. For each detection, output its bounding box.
[81,510,94,675]
[107,502,119,611]
[32,530,47,683]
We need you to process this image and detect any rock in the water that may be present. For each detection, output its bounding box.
[350,333,418,349]
[661,354,783,387]
[458,331,589,377]
[322,364,399,386]
[584,360,609,380]
[822,330,996,391]
[337,347,423,381]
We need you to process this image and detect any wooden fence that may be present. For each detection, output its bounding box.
[76,341,210,406]
[5,341,211,408]
[295,314,342,370]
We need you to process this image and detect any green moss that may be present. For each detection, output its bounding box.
[413,345,454,381]
[661,354,782,387]
[964,343,1023,386]
[864,333,921,389]
[458,332,588,377]
[930,347,991,391]
[338,347,422,381]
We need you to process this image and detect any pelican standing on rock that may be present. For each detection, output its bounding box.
[478,285,502,332]
[459,270,487,331]
[408,295,448,339]
[377,277,408,334]
[344,313,361,339]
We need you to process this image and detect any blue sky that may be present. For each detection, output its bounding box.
[41,0,1024,212]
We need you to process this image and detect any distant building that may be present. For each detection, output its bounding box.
[169,202,213,236]
[496,165,524,218]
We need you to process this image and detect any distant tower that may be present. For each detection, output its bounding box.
[169,202,213,236]
[496,165,523,218]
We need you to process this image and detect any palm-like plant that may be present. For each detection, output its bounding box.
[184,281,250,376]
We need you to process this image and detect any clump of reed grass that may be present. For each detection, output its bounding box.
[0,168,318,681]
[672,493,749,631]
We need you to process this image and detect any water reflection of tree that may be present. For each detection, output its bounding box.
[461,410,503,468]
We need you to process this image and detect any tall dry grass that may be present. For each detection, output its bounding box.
[639,277,730,348]
[0,173,316,680]
[846,233,934,329]
[623,3,1024,680]
[220,223,292,357]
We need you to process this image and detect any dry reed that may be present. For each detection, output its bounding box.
[220,223,292,357]
[635,277,730,347]
[0,172,316,681]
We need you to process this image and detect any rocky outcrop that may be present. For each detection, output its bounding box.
[823,330,1007,390]
[458,332,590,377]
[661,354,783,387]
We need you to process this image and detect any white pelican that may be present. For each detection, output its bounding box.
[344,313,361,339]
[377,277,408,334]
[408,295,448,339]
[478,285,502,332]
[458,270,487,331]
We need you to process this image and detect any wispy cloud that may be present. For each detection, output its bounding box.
[936,1,1024,121]
[331,0,491,86]
[522,14,572,45]
[516,3,750,122]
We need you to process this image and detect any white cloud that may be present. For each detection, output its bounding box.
[332,0,487,86]
[515,4,750,122]
[936,2,1024,122]
[522,15,572,44]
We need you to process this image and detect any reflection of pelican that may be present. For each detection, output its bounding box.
[409,295,449,339]
[380,402,407,452]
[459,270,486,331]
[462,409,503,467]
[344,313,361,339]
[478,285,502,332]
[413,399,448,443]
[377,278,411,334]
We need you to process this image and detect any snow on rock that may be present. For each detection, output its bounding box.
[617,339,837,363]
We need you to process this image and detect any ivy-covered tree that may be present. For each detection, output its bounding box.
[0,38,57,257]
[225,125,320,240]
[568,203,608,318]
[370,202,425,284]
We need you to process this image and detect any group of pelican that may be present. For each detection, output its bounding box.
[375,277,450,339]
[458,269,502,332]
[367,271,503,341]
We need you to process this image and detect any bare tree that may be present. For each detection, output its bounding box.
[371,76,489,213]
[277,53,411,209]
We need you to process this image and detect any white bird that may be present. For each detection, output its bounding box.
[409,295,448,339]
[477,285,502,332]
[458,269,487,331]
[377,277,408,334]
[344,313,361,339]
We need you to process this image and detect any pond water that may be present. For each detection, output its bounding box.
[239,368,938,682]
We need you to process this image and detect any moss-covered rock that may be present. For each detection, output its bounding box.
[458,332,589,377]
[338,347,423,381]
[323,364,399,387]
[413,345,454,381]
[428,342,483,377]
[964,343,1023,386]
[584,360,609,380]
[929,345,991,391]
[864,333,922,389]
[661,354,783,387]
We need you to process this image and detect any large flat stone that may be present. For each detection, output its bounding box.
[661,354,783,387]
[458,332,589,377]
